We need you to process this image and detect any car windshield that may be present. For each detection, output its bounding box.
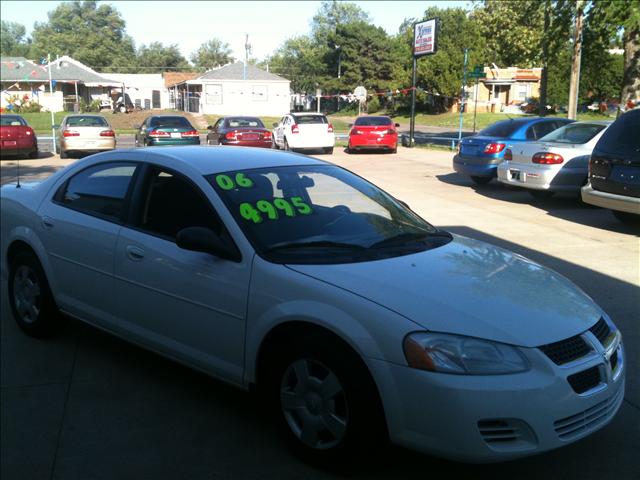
[478,120,527,138]
[208,165,451,264]
[66,116,109,127]
[354,117,393,126]
[0,116,26,126]
[294,115,328,124]
[227,118,264,128]
[150,117,193,129]
[539,123,607,144]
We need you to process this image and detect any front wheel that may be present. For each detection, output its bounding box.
[470,175,492,185]
[8,251,62,337]
[264,332,387,465]
[283,138,291,151]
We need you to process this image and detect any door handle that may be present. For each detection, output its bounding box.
[125,245,145,261]
[41,216,54,229]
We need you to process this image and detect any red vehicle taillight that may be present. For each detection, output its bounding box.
[25,128,33,136]
[532,152,564,164]
[99,129,115,137]
[263,130,272,139]
[382,129,396,135]
[149,129,170,137]
[484,143,506,154]
[350,129,362,135]
[225,131,237,140]
[291,124,299,134]
[62,130,80,137]
[504,148,513,160]
[182,129,199,137]
[327,123,334,133]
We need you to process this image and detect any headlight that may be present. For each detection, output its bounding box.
[403,332,529,375]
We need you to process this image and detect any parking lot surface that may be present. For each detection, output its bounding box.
[1,147,638,479]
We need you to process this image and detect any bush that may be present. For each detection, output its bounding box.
[81,99,102,113]
[18,102,42,113]
[366,96,381,113]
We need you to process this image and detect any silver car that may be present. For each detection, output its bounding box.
[55,114,116,158]
[497,121,611,198]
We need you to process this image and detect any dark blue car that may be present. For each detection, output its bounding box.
[453,117,574,184]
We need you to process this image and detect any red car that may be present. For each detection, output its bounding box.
[206,116,272,148]
[347,116,400,154]
[1,114,38,158]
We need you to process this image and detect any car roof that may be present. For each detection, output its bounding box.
[290,112,326,116]
[93,146,328,175]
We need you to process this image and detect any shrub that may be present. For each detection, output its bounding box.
[366,96,381,113]
[81,99,102,113]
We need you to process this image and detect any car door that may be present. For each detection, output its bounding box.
[113,164,251,383]
[36,159,142,326]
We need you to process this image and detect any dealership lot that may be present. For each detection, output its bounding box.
[1,147,638,479]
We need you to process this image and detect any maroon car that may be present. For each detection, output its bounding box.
[206,116,272,148]
[1,114,38,158]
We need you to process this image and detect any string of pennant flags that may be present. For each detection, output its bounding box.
[314,86,460,102]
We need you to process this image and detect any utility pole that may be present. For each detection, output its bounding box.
[567,0,584,120]
[539,0,550,116]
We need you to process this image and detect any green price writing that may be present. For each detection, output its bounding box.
[239,196,313,223]
[215,172,254,190]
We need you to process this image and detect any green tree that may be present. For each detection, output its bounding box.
[1,21,30,57]
[190,38,234,71]
[29,0,136,71]
[311,0,371,45]
[136,42,191,73]
[264,36,329,92]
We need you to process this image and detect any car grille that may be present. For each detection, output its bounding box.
[589,317,612,346]
[610,351,619,372]
[539,335,591,365]
[567,366,602,394]
[554,385,624,440]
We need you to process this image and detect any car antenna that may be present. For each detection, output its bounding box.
[16,157,21,188]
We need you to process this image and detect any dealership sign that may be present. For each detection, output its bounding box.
[414,18,438,57]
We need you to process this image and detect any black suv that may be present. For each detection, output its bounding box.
[582,109,640,224]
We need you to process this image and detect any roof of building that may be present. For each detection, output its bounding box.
[163,72,200,88]
[197,62,288,82]
[0,55,118,85]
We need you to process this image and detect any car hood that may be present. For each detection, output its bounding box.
[286,235,601,347]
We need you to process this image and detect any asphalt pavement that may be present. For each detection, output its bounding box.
[1,146,638,480]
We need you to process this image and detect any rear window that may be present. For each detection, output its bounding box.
[354,117,393,126]
[0,116,26,126]
[540,123,607,144]
[227,117,265,128]
[594,110,640,156]
[66,116,109,127]
[293,115,328,125]
[150,117,193,129]
[478,120,526,138]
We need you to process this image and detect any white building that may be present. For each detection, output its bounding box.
[105,73,169,110]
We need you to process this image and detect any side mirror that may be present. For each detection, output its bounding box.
[207,125,213,130]
[133,124,141,129]
[396,198,411,210]
[272,123,278,128]
[52,124,59,129]
[395,123,400,127]
[176,227,241,262]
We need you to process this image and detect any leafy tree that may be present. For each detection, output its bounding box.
[29,0,136,71]
[1,21,30,57]
[311,0,371,45]
[263,36,329,92]
[190,38,234,71]
[136,42,191,73]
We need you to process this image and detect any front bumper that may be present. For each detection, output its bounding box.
[581,183,640,214]
[369,337,625,462]
[497,162,586,192]
[453,154,499,178]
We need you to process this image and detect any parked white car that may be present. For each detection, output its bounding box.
[272,112,335,154]
[497,121,611,198]
[0,147,624,464]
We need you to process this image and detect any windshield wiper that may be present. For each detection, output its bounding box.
[369,231,450,249]
[267,240,366,252]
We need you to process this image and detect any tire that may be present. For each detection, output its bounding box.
[283,138,291,151]
[8,251,62,338]
[272,138,280,150]
[28,148,39,159]
[263,331,387,465]
[470,175,492,185]
[612,210,640,226]
[390,146,397,154]
[119,105,127,113]
[529,190,555,199]
[59,149,68,159]
[323,147,334,154]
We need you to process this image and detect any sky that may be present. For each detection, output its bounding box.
[1,0,470,61]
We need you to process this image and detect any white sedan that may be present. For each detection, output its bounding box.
[497,121,611,198]
[272,112,335,153]
[0,147,624,464]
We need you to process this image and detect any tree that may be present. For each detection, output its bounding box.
[190,38,234,71]
[263,36,329,92]
[311,0,371,45]
[135,42,191,73]
[1,21,30,57]
[29,0,136,71]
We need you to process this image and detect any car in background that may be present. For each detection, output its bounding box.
[0,146,624,464]
[206,116,272,148]
[272,112,334,154]
[0,114,38,159]
[497,121,611,199]
[55,114,116,159]
[453,117,574,184]
[582,109,640,224]
[347,116,400,154]
[135,115,200,147]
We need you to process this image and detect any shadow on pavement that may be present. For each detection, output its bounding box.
[0,162,62,186]
[437,172,640,236]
